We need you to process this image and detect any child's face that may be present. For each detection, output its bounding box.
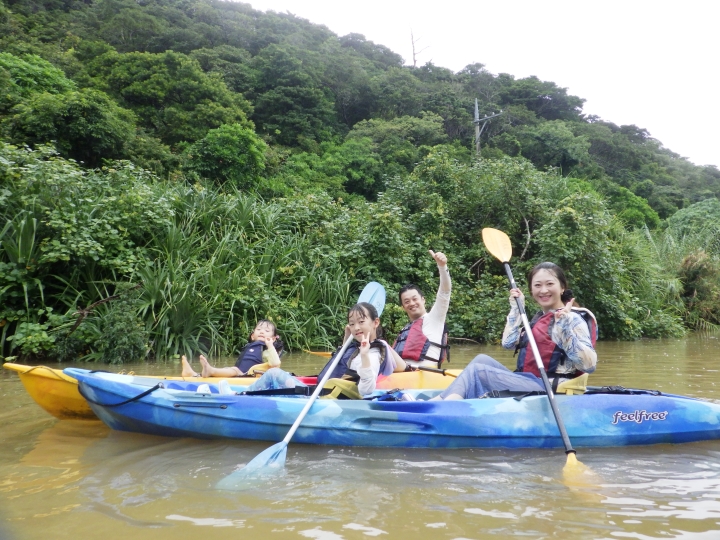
[347,309,379,341]
[251,322,277,342]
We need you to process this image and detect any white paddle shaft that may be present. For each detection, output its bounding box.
[518,309,546,372]
[282,336,353,443]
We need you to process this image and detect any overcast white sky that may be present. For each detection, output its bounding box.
[245,0,719,168]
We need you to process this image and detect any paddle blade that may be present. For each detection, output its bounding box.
[562,452,601,505]
[216,442,288,491]
[481,228,513,263]
[358,281,386,316]
[562,452,596,486]
[304,350,333,358]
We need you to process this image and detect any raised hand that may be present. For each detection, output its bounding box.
[359,332,370,355]
[429,250,447,267]
[554,298,575,321]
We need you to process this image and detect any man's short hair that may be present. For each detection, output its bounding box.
[398,283,424,303]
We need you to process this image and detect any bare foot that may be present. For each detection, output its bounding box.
[181,355,198,377]
[199,354,215,378]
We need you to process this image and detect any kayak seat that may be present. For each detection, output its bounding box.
[164,381,220,393]
[556,373,589,395]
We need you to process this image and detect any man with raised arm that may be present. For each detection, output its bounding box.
[393,250,451,369]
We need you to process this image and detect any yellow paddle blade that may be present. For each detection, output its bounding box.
[562,452,596,486]
[562,452,601,502]
[304,350,333,358]
[481,228,513,263]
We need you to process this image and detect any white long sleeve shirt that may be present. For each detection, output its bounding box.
[405,265,451,368]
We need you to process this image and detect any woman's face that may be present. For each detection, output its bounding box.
[251,322,277,342]
[531,269,565,311]
[347,309,379,342]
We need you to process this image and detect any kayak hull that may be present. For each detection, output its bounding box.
[66,368,720,449]
[4,363,458,420]
[3,363,95,420]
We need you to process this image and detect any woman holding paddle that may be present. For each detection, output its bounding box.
[432,262,597,401]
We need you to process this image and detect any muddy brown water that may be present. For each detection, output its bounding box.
[1,336,719,539]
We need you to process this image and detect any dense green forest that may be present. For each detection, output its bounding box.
[1,0,719,362]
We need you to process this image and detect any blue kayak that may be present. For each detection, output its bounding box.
[66,368,720,449]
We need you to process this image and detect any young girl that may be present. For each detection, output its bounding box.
[433,262,597,400]
[245,302,407,398]
[181,320,283,378]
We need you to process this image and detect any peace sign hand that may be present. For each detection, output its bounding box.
[359,332,371,355]
[554,299,575,321]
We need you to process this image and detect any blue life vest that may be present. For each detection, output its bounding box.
[318,339,390,381]
[235,340,267,374]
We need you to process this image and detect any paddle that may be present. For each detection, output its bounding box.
[481,227,584,471]
[303,350,333,358]
[217,281,386,490]
[417,366,458,377]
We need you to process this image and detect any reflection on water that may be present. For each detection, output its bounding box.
[1,335,720,539]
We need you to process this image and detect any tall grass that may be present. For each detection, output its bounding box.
[634,224,720,332]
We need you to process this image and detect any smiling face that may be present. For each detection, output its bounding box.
[400,289,427,321]
[347,307,379,342]
[250,321,277,342]
[531,269,566,311]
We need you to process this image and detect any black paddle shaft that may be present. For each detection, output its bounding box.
[503,263,576,455]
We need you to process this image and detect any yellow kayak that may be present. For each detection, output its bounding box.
[4,362,461,420]
[4,363,97,420]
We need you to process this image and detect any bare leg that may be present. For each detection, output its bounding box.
[181,355,198,377]
[199,355,241,378]
[199,354,214,378]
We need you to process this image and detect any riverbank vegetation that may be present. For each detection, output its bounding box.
[1,0,719,362]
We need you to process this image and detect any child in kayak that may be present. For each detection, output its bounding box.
[244,302,407,398]
[432,262,597,400]
[180,319,283,377]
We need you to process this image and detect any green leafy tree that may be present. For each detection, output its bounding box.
[370,67,424,119]
[338,33,403,70]
[498,75,585,121]
[185,123,267,189]
[98,3,167,53]
[602,184,661,229]
[347,112,448,175]
[190,46,257,95]
[513,120,592,174]
[250,44,338,145]
[6,88,137,167]
[90,50,252,145]
[317,37,377,129]
[0,52,75,112]
[666,198,720,236]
